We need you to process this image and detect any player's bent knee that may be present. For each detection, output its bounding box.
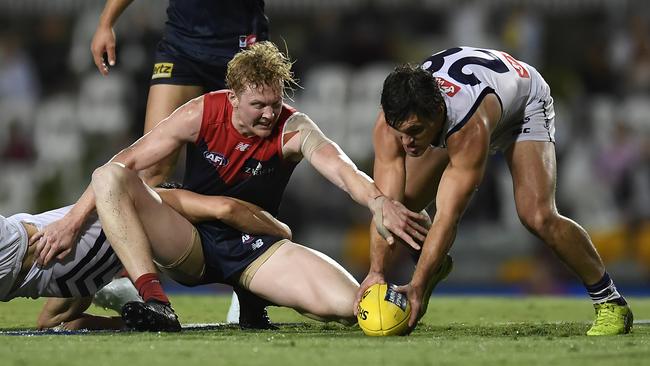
[92,163,137,193]
[519,208,557,237]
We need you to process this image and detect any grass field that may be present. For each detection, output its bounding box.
[1,295,649,366]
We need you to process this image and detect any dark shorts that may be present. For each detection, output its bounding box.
[150,40,228,91]
[194,222,283,286]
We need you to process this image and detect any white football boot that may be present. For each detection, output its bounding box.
[93,277,142,314]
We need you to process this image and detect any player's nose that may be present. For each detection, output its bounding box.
[261,106,275,119]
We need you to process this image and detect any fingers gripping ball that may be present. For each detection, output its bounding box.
[357,284,411,336]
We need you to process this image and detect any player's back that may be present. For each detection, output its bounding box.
[6,206,122,300]
[423,46,539,148]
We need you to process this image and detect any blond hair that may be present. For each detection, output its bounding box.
[226,41,298,96]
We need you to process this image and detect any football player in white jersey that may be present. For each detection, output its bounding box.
[354,46,632,336]
[0,188,292,330]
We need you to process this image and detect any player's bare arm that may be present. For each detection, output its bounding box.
[353,111,411,315]
[156,189,292,239]
[281,113,428,248]
[398,94,501,328]
[91,0,134,75]
[33,96,205,266]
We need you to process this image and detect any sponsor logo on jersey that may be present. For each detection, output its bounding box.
[500,52,530,78]
[235,142,251,152]
[242,159,274,176]
[152,63,173,79]
[435,77,461,97]
[203,151,229,167]
[239,34,258,48]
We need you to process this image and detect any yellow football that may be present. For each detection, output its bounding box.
[357,283,411,336]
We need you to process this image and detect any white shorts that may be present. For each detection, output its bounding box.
[0,216,28,301]
[490,66,556,153]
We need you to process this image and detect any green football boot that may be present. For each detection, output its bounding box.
[420,254,454,316]
[586,302,633,336]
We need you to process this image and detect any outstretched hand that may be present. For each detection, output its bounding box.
[32,218,80,266]
[90,23,117,76]
[370,196,429,250]
[353,271,386,316]
[394,283,424,330]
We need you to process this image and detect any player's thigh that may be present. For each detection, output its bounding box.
[120,172,198,264]
[144,84,204,133]
[404,147,449,210]
[505,141,558,215]
[249,242,358,311]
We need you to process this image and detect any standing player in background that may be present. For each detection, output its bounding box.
[90,0,270,327]
[355,46,633,336]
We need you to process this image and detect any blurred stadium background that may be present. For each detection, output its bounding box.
[0,0,648,295]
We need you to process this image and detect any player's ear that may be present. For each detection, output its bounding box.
[228,91,239,108]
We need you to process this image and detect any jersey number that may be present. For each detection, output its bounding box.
[423,47,509,86]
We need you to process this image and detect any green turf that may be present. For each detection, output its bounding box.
[1,296,649,366]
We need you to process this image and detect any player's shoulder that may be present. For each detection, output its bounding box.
[278,102,298,123]
[205,90,230,103]
[202,90,233,124]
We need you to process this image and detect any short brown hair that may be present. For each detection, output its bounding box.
[226,41,297,96]
[381,64,444,129]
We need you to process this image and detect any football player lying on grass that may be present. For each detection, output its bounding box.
[0,187,290,330]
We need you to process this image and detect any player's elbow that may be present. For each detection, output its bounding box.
[278,223,293,240]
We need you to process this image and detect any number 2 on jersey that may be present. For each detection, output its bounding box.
[423,47,510,86]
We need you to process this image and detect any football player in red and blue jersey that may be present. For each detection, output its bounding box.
[34,42,430,331]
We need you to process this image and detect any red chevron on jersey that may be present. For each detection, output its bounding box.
[196,90,297,186]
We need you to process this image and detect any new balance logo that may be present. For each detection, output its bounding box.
[235,142,251,152]
[252,239,264,250]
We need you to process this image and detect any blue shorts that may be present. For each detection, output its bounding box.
[150,40,228,91]
[194,222,283,286]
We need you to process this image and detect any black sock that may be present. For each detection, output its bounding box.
[585,272,626,306]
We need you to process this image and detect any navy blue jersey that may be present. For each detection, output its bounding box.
[163,0,269,63]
